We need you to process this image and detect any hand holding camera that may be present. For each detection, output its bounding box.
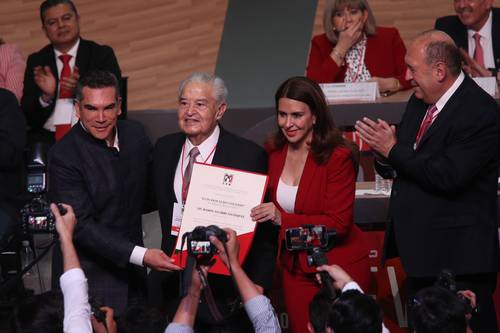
[50,203,73,243]
[209,228,239,269]
[316,264,354,291]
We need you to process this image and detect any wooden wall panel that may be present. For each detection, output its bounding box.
[1,0,499,110]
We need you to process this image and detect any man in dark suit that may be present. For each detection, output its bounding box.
[0,89,26,249]
[22,0,121,145]
[151,73,278,332]
[435,0,500,80]
[49,71,173,315]
[355,30,500,332]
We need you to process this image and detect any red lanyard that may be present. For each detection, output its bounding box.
[350,47,364,82]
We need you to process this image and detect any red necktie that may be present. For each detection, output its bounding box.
[415,105,437,148]
[473,33,485,68]
[55,54,73,141]
[182,147,200,203]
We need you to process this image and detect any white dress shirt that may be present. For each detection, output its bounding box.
[42,39,80,131]
[467,11,495,69]
[173,125,220,203]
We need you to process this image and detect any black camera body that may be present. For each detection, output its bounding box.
[20,143,59,234]
[21,197,56,234]
[184,225,228,258]
[285,225,337,300]
[435,270,474,315]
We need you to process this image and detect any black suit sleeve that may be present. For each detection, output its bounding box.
[388,95,500,194]
[0,90,25,171]
[21,53,56,130]
[48,151,135,268]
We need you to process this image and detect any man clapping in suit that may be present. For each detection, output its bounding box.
[22,0,121,145]
[355,30,500,332]
[150,73,278,332]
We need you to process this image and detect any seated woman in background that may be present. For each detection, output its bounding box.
[306,0,410,94]
[0,38,25,102]
[251,76,370,333]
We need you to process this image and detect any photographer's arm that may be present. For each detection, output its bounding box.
[51,203,93,333]
[164,266,207,333]
[211,230,281,333]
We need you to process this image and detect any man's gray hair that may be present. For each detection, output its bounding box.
[178,72,228,105]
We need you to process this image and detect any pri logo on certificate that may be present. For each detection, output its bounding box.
[223,173,234,186]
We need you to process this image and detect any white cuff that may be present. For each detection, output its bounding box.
[39,95,51,107]
[129,245,147,267]
[342,281,363,293]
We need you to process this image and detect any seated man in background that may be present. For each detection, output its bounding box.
[49,70,169,316]
[309,264,388,333]
[22,0,121,145]
[435,0,500,81]
[165,228,280,333]
[0,38,25,102]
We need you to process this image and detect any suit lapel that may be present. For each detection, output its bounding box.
[492,9,500,69]
[75,39,89,74]
[212,126,230,166]
[416,78,469,149]
[294,151,317,213]
[158,133,184,204]
[43,46,59,85]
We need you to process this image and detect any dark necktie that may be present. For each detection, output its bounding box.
[415,105,437,148]
[55,54,73,141]
[182,147,200,203]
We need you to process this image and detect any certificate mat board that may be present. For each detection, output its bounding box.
[173,163,268,275]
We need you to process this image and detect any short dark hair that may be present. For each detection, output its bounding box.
[425,41,462,76]
[330,290,383,333]
[13,290,64,333]
[117,300,167,333]
[75,70,121,103]
[40,0,78,24]
[309,289,335,333]
[412,286,467,333]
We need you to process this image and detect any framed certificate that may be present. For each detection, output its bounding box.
[172,163,268,275]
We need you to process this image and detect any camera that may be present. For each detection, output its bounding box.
[285,225,337,299]
[285,225,335,252]
[182,225,228,264]
[20,143,57,234]
[434,270,474,315]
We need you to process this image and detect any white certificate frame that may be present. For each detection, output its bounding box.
[172,163,268,275]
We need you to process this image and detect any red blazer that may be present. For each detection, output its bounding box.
[306,27,411,90]
[269,145,369,273]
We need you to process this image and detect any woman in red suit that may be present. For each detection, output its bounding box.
[251,76,370,333]
[307,0,410,92]
[307,0,411,152]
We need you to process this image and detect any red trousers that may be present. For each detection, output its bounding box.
[282,255,370,333]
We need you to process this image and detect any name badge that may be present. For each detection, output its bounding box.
[171,202,183,236]
[320,82,380,103]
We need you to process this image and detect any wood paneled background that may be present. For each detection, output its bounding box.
[1,0,499,110]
